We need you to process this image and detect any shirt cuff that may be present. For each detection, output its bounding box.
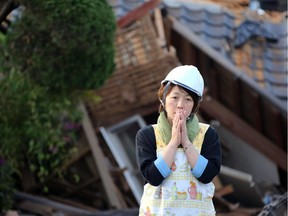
[154,154,172,178]
[191,155,208,178]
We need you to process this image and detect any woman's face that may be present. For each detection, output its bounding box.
[165,85,194,124]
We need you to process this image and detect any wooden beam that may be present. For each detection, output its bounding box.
[262,99,285,149]
[169,16,287,115]
[215,184,234,197]
[154,8,167,48]
[241,84,263,131]
[200,95,287,171]
[79,103,126,209]
[117,0,161,28]
[16,201,54,216]
[15,191,98,216]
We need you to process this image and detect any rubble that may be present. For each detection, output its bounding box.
[0,0,286,215]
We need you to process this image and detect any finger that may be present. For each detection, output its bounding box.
[173,112,180,127]
[178,119,184,132]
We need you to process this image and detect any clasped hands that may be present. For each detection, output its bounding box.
[170,109,191,149]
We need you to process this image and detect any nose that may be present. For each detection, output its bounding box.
[177,98,184,109]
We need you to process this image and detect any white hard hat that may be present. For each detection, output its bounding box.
[161,65,204,98]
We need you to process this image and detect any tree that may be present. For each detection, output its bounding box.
[5,0,116,92]
[0,0,116,211]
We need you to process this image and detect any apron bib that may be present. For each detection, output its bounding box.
[139,123,216,216]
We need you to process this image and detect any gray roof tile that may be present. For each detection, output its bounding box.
[264,59,287,74]
[264,71,287,85]
[265,47,287,60]
[162,2,236,54]
[107,0,287,101]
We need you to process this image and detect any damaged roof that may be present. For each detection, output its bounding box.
[0,0,287,214]
[107,0,288,107]
[102,0,287,179]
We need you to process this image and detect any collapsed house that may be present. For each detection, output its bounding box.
[0,0,287,215]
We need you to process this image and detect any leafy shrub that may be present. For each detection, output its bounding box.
[0,159,15,211]
[5,0,116,93]
[0,70,82,182]
[0,0,117,210]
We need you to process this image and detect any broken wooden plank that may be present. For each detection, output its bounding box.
[117,0,161,28]
[16,201,54,216]
[215,184,234,197]
[201,95,287,171]
[79,103,127,209]
[15,191,98,216]
[154,8,168,50]
[4,211,20,216]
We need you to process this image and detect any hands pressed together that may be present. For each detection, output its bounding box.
[170,109,191,149]
[162,109,199,169]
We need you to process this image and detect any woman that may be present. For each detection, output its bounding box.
[136,65,222,215]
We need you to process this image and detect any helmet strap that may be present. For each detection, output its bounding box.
[187,114,193,121]
[188,98,201,120]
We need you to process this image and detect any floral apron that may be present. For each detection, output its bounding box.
[139,123,216,216]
